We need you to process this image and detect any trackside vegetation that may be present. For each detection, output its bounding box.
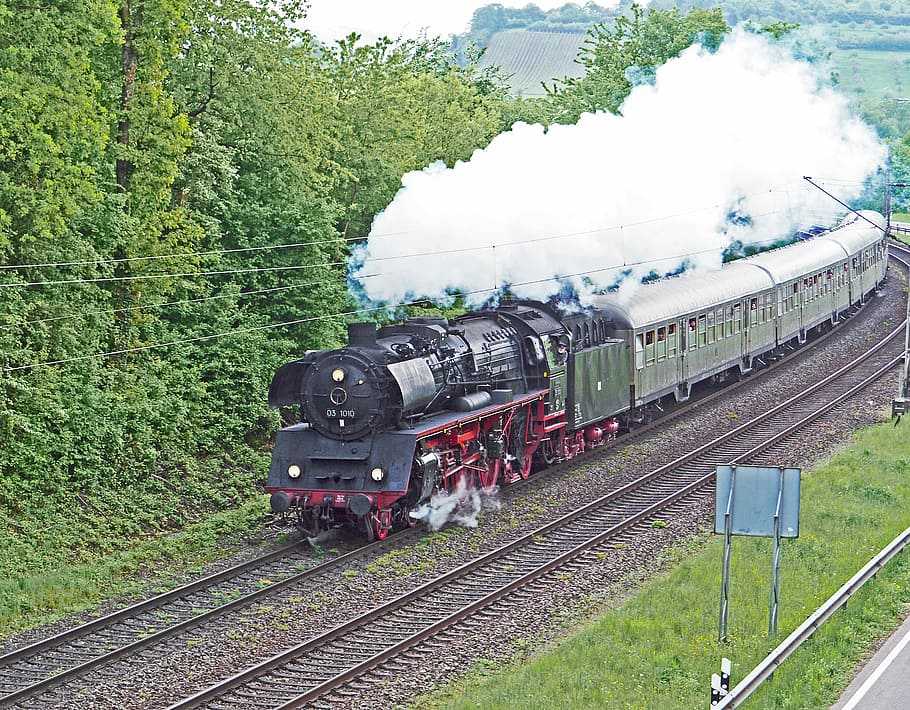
[3,0,910,664]
[0,3,735,635]
[417,415,910,709]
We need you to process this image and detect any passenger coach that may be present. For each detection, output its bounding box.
[591,211,888,408]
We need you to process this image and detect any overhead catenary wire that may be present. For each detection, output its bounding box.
[0,282,315,330]
[0,180,846,280]
[0,257,685,372]
[0,194,840,290]
[0,199,851,337]
[0,219,858,376]
[0,224,804,335]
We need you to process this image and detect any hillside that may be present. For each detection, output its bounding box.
[477,30,587,96]
[463,2,910,101]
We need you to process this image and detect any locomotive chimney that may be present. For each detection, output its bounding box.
[348,322,377,347]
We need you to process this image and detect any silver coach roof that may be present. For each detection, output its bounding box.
[590,260,773,329]
[821,210,886,255]
[737,236,847,285]
[742,211,885,284]
[591,212,885,330]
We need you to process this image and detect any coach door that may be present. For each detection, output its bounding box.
[742,299,751,363]
[677,317,689,396]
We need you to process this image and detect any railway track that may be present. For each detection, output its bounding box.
[166,296,906,708]
[0,536,420,707]
[3,254,905,709]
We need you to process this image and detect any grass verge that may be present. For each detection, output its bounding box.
[418,416,910,709]
[0,480,276,638]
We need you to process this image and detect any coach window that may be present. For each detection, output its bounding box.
[645,329,656,365]
[707,312,715,344]
[716,308,725,339]
[656,326,667,361]
[749,298,758,325]
[667,323,677,357]
[688,318,697,351]
[732,304,741,333]
[635,333,644,370]
[765,293,773,321]
[698,315,707,346]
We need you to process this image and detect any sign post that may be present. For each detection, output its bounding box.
[715,465,801,641]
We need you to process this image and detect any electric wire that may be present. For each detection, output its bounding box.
[0,215,862,375]
[0,203,837,290]
[0,282,313,330]
[0,201,849,343]
[0,181,844,284]
[1,256,685,372]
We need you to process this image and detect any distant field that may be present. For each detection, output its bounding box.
[478,26,908,101]
[477,30,586,97]
[830,47,910,98]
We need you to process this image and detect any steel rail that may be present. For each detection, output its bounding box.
[170,329,904,709]
[292,352,904,710]
[6,260,903,708]
[0,535,416,707]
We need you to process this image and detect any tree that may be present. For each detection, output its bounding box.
[323,35,509,242]
[546,3,730,122]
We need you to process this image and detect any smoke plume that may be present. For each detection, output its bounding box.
[409,479,500,531]
[349,27,887,307]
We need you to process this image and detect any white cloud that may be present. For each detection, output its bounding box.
[349,28,887,307]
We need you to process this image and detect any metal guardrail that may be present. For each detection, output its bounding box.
[715,525,910,708]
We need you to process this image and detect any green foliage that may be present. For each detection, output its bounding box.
[455,2,622,51]
[545,4,730,122]
[323,35,509,241]
[0,1,116,248]
[0,0,523,621]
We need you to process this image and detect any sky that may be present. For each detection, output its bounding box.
[301,0,607,43]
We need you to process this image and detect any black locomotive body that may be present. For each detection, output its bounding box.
[266,212,888,540]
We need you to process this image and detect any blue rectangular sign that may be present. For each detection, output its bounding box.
[714,465,800,538]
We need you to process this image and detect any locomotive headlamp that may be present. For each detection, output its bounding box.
[287,464,302,479]
[370,467,385,482]
[331,368,346,383]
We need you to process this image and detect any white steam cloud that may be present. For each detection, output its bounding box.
[350,27,887,306]
[408,479,500,531]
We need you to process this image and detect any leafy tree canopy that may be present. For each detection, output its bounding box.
[545,4,730,121]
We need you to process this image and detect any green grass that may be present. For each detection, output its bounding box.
[0,492,274,637]
[417,417,910,709]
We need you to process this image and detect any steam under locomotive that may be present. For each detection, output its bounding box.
[266,211,888,540]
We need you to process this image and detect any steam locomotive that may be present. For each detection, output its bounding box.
[266,211,888,540]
